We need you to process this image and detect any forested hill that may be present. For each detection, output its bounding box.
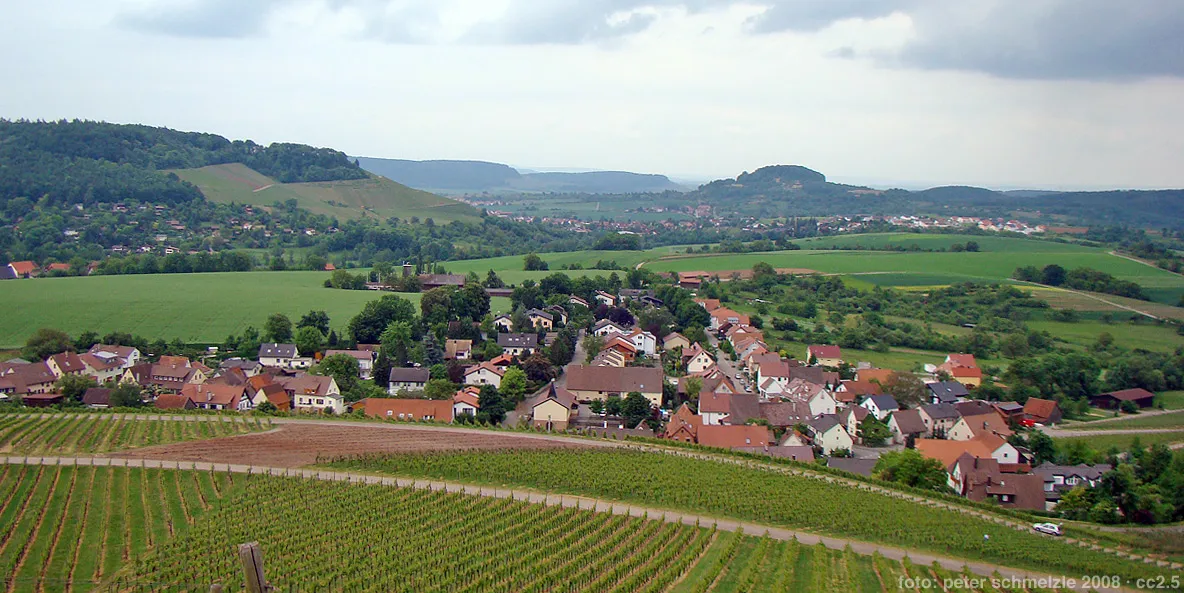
[0,120,368,208]
[355,156,686,194]
[688,164,1184,228]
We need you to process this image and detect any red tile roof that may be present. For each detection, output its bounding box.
[8,261,37,275]
[1023,398,1060,423]
[808,345,842,359]
[696,425,771,449]
[364,398,453,422]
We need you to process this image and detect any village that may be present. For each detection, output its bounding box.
[0,279,1159,518]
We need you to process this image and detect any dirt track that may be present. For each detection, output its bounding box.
[113,423,587,466]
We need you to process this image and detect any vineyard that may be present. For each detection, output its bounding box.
[0,465,1117,592]
[0,415,272,455]
[0,464,236,592]
[325,449,1176,585]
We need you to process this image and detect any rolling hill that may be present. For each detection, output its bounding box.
[171,163,480,223]
[354,156,687,194]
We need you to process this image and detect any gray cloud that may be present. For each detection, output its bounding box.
[116,0,1184,80]
[886,1,1184,80]
[118,0,284,38]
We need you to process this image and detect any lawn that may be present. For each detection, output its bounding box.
[0,272,511,348]
[794,233,1098,253]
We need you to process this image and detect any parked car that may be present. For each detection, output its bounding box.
[1033,523,1062,536]
[1018,418,1036,428]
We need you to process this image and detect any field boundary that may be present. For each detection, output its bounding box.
[0,456,1148,592]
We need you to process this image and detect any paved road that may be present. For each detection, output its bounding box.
[0,455,1144,593]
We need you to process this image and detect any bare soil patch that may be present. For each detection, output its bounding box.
[110,423,587,467]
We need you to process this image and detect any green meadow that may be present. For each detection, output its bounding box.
[0,272,511,348]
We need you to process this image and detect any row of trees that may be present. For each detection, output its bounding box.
[1013,265,1148,300]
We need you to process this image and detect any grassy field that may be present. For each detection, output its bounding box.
[0,272,511,348]
[1027,319,1184,352]
[0,415,272,454]
[325,449,1168,582]
[172,163,480,223]
[1062,411,1184,431]
[794,233,1098,253]
[1053,431,1184,450]
[1157,391,1184,410]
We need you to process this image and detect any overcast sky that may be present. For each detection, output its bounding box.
[2,1,1182,189]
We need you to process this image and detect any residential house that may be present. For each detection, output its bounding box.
[664,403,701,443]
[757,401,813,430]
[836,380,880,405]
[256,384,290,411]
[0,265,14,281]
[7,261,38,278]
[949,413,1013,441]
[258,343,305,369]
[525,309,554,330]
[324,350,376,380]
[994,401,1026,424]
[464,362,505,389]
[88,344,141,369]
[950,454,1045,510]
[418,274,466,290]
[493,314,514,333]
[591,349,627,368]
[788,366,826,387]
[453,387,481,418]
[806,345,843,367]
[122,361,205,393]
[592,319,627,338]
[916,434,1023,470]
[182,383,249,411]
[278,375,344,414]
[545,305,569,325]
[918,403,961,438]
[0,362,61,395]
[625,329,657,356]
[564,365,665,407]
[388,368,431,394]
[1023,398,1063,425]
[154,394,196,410]
[886,409,927,445]
[662,332,690,352]
[860,394,899,421]
[954,400,997,418]
[808,415,854,455]
[695,298,722,312]
[683,344,716,374]
[594,290,616,307]
[698,392,733,426]
[938,354,981,387]
[709,308,749,330]
[364,398,453,422]
[927,381,970,405]
[444,340,473,361]
[781,378,838,417]
[82,388,112,409]
[46,352,87,379]
[756,359,793,391]
[527,383,576,430]
[498,333,539,357]
[838,405,870,440]
[602,336,639,364]
[1032,463,1112,506]
[22,393,65,407]
[218,358,262,377]
[79,353,126,383]
[1090,388,1155,409]
[856,368,896,385]
[678,271,709,289]
[696,425,771,450]
[568,295,590,309]
[677,374,736,399]
[747,352,782,377]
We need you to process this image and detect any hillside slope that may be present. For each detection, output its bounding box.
[355,156,686,194]
[172,163,480,223]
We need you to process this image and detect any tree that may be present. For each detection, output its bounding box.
[56,374,97,402]
[605,395,623,416]
[589,399,605,414]
[372,350,393,390]
[297,310,331,335]
[523,253,549,271]
[423,333,444,366]
[349,295,417,344]
[621,392,653,429]
[582,334,605,363]
[109,384,144,408]
[425,378,457,400]
[484,270,505,289]
[264,313,293,343]
[477,385,506,425]
[294,326,326,358]
[23,328,72,361]
[1026,430,1058,466]
[380,321,414,367]
[500,367,528,403]
[858,416,892,447]
[873,449,950,493]
[312,353,360,393]
[752,261,776,279]
[964,241,980,252]
[73,330,99,353]
[256,401,278,414]
[1041,264,1066,286]
[522,353,556,383]
[421,287,456,326]
[684,377,703,407]
[883,373,927,408]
